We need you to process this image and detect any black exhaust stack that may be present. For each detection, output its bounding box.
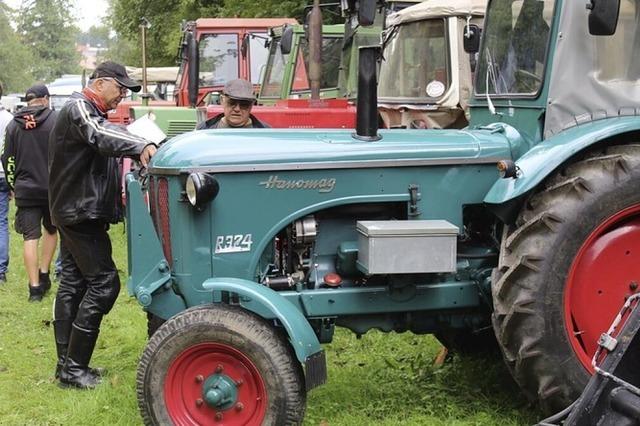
[353,45,381,141]
[186,28,199,108]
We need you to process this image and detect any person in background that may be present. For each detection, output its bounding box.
[49,61,157,390]
[0,83,11,284]
[2,84,57,301]
[196,79,269,129]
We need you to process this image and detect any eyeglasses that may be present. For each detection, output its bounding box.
[225,97,253,110]
[101,78,128,95]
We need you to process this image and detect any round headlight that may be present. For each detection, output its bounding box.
[185,172,219,210]
[185,174,199,206]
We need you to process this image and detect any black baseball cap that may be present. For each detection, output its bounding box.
[25,84,50,101]
[90,61,142,93]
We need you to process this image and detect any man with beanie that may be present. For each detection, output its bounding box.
[197,78,269,129]
[0,83,12,284]
[49,61,157,389]
[2,84,58,302]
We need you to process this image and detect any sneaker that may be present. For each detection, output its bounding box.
[0,273,5,283]
[39,271,51,293]
[28,284,45,302]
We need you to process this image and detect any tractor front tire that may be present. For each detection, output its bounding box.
[137,304,306,425]
[492,143,640,413]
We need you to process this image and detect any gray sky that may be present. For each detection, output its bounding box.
[3,0,109,31]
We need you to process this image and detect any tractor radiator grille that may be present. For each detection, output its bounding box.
[148,176,158,234]
[166,120,197,138]
[155,177,172,265]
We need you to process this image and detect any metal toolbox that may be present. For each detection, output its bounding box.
[356,220,458,274]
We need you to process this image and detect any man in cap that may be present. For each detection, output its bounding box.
[49,61,157,389]
[0,83,12,284]
[197,78,269,129]
[2,84,58,302]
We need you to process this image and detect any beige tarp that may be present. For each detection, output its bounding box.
[387,0,487,26]
[125,67,179,83]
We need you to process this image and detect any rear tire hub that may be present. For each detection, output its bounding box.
[565,204,640,370]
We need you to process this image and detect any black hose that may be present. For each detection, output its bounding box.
[535,399,577,426]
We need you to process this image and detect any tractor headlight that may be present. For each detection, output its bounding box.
[185,172,219,210]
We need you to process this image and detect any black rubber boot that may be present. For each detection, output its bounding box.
[28,284,45,302]
[54,320,104,379]
[58,325,101,389]
[39,271,51,294]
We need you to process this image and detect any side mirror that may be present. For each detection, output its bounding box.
[587,0,620,35]
[358,0,377,27]
[281,25,294,55]
[463,24,481,53]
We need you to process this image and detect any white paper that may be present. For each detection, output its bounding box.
[126,112,167,144]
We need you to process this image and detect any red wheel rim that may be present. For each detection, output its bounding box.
[164,342,267,425]
[565,204,640,372]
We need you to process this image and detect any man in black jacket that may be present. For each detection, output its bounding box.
[49,61,156,390]
[2,84,58,302]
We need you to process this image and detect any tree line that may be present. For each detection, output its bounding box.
[1,0,342,93]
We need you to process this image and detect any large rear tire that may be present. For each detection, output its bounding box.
[492,144,640,413]
[137,304,306,425]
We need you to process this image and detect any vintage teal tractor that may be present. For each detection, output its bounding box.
[127,0,640,423]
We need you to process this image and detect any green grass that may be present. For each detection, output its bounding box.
[0,212,542,425]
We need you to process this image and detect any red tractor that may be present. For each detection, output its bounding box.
[107,18,296,126]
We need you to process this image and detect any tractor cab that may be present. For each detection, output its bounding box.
[258,23,345,103]
[378,0,486,129]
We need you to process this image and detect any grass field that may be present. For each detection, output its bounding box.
[0,213,542,425]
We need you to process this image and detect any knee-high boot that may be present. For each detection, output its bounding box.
[58,324,101,389]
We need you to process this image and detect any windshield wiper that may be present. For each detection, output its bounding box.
[484,48,501,116]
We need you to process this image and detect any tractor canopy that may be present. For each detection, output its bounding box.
[544,0,640,138]
[378,0,487,129]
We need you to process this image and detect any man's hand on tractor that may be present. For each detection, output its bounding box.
[140,144,157,168]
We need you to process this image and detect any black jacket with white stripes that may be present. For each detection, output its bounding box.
[48,91,153,226]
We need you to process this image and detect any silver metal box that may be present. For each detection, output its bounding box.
[356,220,458,274]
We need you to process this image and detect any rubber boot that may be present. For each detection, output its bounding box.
[58,325,102,389]
[54,320,104,379]
[39,271,51,294]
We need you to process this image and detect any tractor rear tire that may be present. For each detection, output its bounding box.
[137,304,306,425]
[492,143,640,413]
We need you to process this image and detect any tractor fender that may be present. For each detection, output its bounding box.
[484,117,640,204]
[202,278,323,364]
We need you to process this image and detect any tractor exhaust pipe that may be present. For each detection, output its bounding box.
[353,45,381,141]
[308,0,322,100]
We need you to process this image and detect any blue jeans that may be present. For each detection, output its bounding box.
[0,178,9,274]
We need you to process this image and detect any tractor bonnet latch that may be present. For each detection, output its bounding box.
[408,184,420,217]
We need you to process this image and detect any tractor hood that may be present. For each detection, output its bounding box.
[149,127,515,174]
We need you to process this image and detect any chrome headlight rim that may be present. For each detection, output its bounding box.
[185,172,219,210]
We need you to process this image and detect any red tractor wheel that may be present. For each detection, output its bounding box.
[137,304,306,425]
[492,144,640,413]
